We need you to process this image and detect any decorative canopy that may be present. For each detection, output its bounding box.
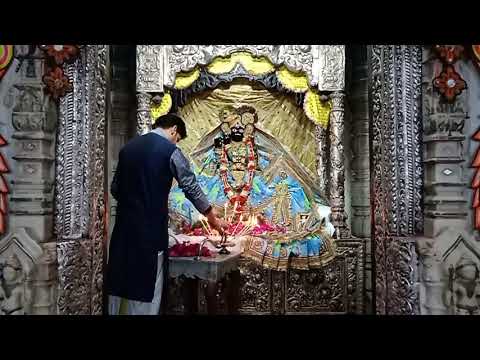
[136,45,345,93]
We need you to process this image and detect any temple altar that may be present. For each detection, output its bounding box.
[135,45,365,314]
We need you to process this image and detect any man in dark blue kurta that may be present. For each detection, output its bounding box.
[107,114,225,315]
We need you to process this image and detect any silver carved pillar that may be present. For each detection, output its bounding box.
[136,92,152,135]
[315,125,328,196]
[370,45,422,315]
[329,91,349,239]
[55,45,108,315]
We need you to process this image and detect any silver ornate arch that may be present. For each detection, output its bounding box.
[136,45,345,93]
[135,45,349,238]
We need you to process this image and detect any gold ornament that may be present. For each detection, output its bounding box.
[276,66,309,93]
[151,92,172,123]
[303,89,331,128]
[174,67,200,89]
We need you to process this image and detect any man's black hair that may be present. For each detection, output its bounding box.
[153,114,187,139]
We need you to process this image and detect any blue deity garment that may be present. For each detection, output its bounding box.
[168,131,336,271]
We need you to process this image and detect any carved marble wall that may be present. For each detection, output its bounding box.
[0,47,58,315]
[417,47,480,315]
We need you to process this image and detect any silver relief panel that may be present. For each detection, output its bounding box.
[370,45,422,314]
[55,45,107,315]
[136,45,345,93]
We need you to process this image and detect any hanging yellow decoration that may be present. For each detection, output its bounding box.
[174,67,200,89]
[207,52,275,76]
[276,66,309,93]
[303,89,332,128]
[151,92,172,123]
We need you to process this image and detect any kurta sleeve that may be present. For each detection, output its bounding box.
[170,148,212,215]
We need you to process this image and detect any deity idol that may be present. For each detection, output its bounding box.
[445,253,480,315]
[169,105,336,270]
[0,254,31,315]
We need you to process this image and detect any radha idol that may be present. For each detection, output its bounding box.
[168,105,336,270]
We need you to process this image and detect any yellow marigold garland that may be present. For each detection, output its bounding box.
[207,52,275,76]
[151,92,172,123]
[276,66,309,93]
[303,90,332,128]
[174,67,200,89]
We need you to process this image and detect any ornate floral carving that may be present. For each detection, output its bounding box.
[136,45,165,93]
[315,125,328,196]
[317,45,345,91]
[433,45,464,64]
[136,45,345,93]
[238,258,271,313]
[370,45,423,314]
[56,239,92,315]
[55,45,107,315]
[41,45,79,65]
[286,262,345,313]
[238,239,364,314]
[136,92,152,135]
[88,45,107,315]
[329,91,349,238]
[39,45,80,100]
[433,64,466,103]
[42,67,73,99]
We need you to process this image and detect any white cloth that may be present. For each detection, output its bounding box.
[108,251,164,315]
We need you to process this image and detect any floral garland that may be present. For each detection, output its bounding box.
[219,135,256,210]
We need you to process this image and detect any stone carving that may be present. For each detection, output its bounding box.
[0,254,31,315]
[56,45,107,315]
[329,91,349,239]
[318,45,346,91]
[136,92,152,135]
[238,239,364,314]
[440,233,480,315]
[315,125,328,197]
[136,45,345,93]
[445,253,480,315]
[286,262,345,313]
[56,239,92,315]
[424,113,465,136]
[88,44,107,315]
[238,258,271,314]
[13,85,43,113]
[136,45,165,93]
[277,45,314,83]
[370,45,423,314]
[0,229,43,315]
[12,113,49,132]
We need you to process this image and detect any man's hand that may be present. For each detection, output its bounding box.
[206,208,228,234]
